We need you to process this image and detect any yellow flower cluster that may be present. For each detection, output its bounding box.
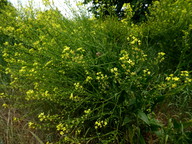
[38,113,59,123]
[42,90,50,97]
[69,93,81,101]
[165,74,180,88]
[77,47,85,52]
[4,26,15,33]
[110,67,119,77]
[95,120,108,129]
[56,123,68,135]
[119,50,135,67]
[157,52,166,62]
[84,109,91,114]
[180,71,192,83]
[185,78,192,83]
[96,72,108,80]
[158,52,166,57]
[0,93,5,99]
[180,71,189,77]
[3,41,9,46]
[33,82,39,90]
[74,82,83,90]
[143,69,151,76]
[164,71,192,89]
[166,74,180,81]
[19,66,27,73]
[38,112,46,122]
[2,103,9,108]
[85,76,93,83]
[62,46,73,58]
[26,89,35,100]
[61,46,85,64]
[127,35,141,45]
[26,89,51,100]
[26,90,34,95]
[28,122,36,129]
[96,72,109,92]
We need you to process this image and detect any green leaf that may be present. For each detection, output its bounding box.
[149,121,163,131]
[137,110,150,125]
[139,134,146,144]
[122,116,132,126]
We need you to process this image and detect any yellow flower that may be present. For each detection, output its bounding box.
[77,47,85,52]
[171,83,177,88]
[26,89,34,95]
[69,93,80,101]
[166,77,171,81]
[85,76,92,82]
[4,42,9,46]
[158,52,166,56]
[130,40,137,45]
[38,112,46,121]
[28,122,36,129]
[84,109,91,114]
[127,59,135,66]
[13,117,18,121]
[172,77,179,81]
[56,123,64,131]
[60,131,64,135]
[169,74,174,77]
[44,91,50,97]
[63,46,70,52]
[104,121,107,126]
[69,93,74,99]
[28,122,33,127]
[19,66,27,73]
[96,72,102,75]
[95,120,108,129]
[131,72,136,76]
[74,82,83,90]
[181,71,189,77]
[143,69,151,76]
[2,103,8,108]
[185,78,192,83]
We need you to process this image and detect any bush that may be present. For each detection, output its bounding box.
[137,0,192,71]
[1,0,192,143]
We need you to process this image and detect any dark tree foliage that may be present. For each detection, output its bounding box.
[83,0,154,22]
[0,0,9,10]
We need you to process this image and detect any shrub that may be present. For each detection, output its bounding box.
[137,0,192,71]
[1,0,192,143]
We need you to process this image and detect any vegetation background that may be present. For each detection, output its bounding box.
[0,0,192,143]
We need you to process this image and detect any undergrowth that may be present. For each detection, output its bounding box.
[0,0,192,143]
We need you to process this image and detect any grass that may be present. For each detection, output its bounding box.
[0,93,45,144]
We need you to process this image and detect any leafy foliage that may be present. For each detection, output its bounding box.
[0,0,192,143]
[140,0,192,71]
[83,0,154,22]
